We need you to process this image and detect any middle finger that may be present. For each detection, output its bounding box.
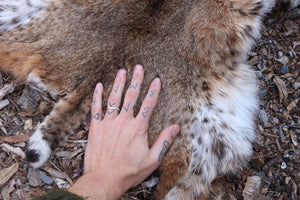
[120,64,144,116]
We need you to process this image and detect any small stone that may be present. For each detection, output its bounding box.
[255,71,263,78]
[259,109,268,126]
[262,48,268,56]
[249,56,259,66]
[39,171,53,185]
[280,65,289,75]
[259,90,267,98]
[273,117,279,124]
[27,168,42,187]
[293,82,300,90]
[281,162,287,169]
[142,177,159,188]
[263,74,270,83]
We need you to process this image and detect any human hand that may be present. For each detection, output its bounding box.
[68,65,180,200]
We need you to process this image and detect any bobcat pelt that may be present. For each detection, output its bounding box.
[0,0,286,199]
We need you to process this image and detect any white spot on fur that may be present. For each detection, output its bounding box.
[28,123,52,168]
[27,72,58,98]
[0,0,51,32]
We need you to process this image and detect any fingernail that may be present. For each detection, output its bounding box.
[118,69,127,77]
[96,83,103,90]
[153,77,161,84]
[135,64,143,72]
[171,125,180,136]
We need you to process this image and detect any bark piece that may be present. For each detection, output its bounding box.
[243,175,262,200]
[0,163,19,187]
[273,76,288,103]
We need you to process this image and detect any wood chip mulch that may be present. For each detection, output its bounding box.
[0,5,299,200]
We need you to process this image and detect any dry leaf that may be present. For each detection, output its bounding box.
[273,76,288,103]
[0,133,31,144]
[0,163,19,187]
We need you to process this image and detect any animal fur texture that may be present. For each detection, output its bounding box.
[0,0,292,199]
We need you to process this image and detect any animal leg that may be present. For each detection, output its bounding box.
[25,79,95,168]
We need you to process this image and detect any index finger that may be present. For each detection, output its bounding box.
[136,78,161,122]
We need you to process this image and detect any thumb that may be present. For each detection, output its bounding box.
[150,125,180,165]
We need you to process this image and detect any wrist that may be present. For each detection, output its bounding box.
[68,173,122,200]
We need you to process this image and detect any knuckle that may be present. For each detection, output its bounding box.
[125,90,138,100]
[108,96,119,104]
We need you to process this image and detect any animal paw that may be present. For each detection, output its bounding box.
[26,126,52,168]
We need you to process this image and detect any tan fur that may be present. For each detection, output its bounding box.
[0,0,276,199]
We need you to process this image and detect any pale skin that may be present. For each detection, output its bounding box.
[68,65,180,200]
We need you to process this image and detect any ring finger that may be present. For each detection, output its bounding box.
[105,69,127,118]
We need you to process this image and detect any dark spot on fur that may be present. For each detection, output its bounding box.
[237,9,247,17]
[207,101,214,110]
[242,26,255,41]
[219,91,227,97]
[11,6,18,12]
[191,132,195,138]
[184,118,190,124]
[192,167,202,175]
[217,108,224,113]
[11,17,21,24]
[191,117,197,123]
[26,0,33,7]
[209,126,217,134]
[202,81,210,91]
[197,137,202,145]
[184,104,195,113]
[169,116,178,124]
[177,183,188,191]
[221,122,229,129]
[250,2,263,16]
[203,118,209,123]
[246,25,253,32]
[229,110,235,116]
[26,149,40,162]
[205,92,212,99]
[213,72,222,80]
[212,139,226,159]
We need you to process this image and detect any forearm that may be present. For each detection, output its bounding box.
[68,173,123,200]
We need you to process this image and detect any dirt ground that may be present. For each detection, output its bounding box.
[0,4,299,200]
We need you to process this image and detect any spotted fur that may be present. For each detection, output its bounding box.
[0,0,51,33]
[0,0,284,199]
